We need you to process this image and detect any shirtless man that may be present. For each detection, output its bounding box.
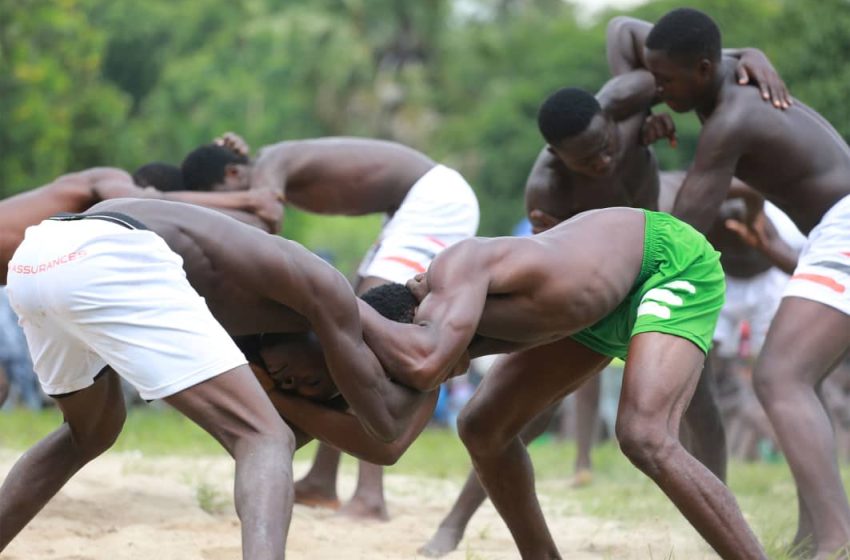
[0,199,435,559]
[0,164,283,286]
[361,206,765,559]
[610,8,850,556]
[244,137,479,519]
[419,42,786,556]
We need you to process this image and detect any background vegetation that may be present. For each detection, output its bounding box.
[3,0,850,273]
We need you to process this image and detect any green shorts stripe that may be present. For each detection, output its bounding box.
[570,210,725,360]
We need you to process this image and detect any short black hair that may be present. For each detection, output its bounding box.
[646,8,722,63]
[132,162,185,192]
[180,144,249,191]
[537,88,602,145]
[360,283,417,324]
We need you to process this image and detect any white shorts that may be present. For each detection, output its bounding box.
[358,165,479,284]
[783,195,850,316]
[6,217,246,400]
[713,267,789,358]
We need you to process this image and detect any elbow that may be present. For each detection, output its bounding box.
[371,443,404,466]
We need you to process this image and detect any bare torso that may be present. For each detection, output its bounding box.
[90,199,315,336]
[469,208,646,345]
[255,138,435,216]
[526,113,658,222]
[705,66,850,234]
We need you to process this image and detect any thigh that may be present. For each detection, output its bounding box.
[53,367,127,454]
[619,332,705,431]
[464,337,610,437]
[759,297,850,385]
[165,364,292,453]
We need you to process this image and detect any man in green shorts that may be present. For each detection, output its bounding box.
[361,207,767,559]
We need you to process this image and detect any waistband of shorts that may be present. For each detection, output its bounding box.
[48,211,149,231]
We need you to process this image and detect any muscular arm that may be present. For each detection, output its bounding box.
[89,170,283,233]
[672,114,744,232]
[250,142,290,198]
[267,389,438,465]
[361,242,489,392]
[606,16,652,76]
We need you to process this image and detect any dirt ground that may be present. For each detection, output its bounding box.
[0,451,719,559]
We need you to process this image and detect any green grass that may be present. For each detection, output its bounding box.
[0,407,832,558]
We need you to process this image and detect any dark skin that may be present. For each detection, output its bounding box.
[249,137,446,519]
[364,207,766,559]
[614,15,850,557]
[0,167,284,285]
[248,333,439,465]
[0,199,432,558]
[250,137,435,217]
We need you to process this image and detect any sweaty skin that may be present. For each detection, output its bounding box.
[363,207,765,559]
[250,137,435,216]
[89,198,430,445]
[614,14,850,559]
[0,167,283,284]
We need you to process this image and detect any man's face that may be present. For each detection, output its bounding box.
[644,49,709,113]
[216,163,252,192]
[549,113,618,177]
[258,333,339,401]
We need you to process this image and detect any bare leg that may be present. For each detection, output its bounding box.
[680,363,727,481]
[616,333,765,559]
[458,338,611,558]
[165,365,295,560]
[337,462,388,520]
[293,443,343,509]
[0,368,126,550]
[572,375,601,486]
[419,401,561,557]
[753,298,850,558]
[295,274,389,514]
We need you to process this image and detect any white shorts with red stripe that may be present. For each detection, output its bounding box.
[783,194,850,315]
[358,164,479,284]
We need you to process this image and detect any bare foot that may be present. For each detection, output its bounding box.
[418,526,464,557]
[570,468,593,488]
[337,497,389,521]
[293,478,340,510]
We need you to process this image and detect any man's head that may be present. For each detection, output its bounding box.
[258,282,418,400]
[645,8,722,113]
[132,162,185,192]
[181,144,251,192]
[537,87,617,177]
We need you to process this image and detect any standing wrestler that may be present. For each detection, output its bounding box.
[236,137,478,519]
[420,40,787,555]
[611,8,850,556]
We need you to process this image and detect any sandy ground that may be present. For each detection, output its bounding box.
[0,451,719,560]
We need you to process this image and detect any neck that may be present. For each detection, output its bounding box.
[695,59,733,118]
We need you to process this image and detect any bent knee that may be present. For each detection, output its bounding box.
[458,405,507,456]
[76,405,127,461]
[615,416,676,475]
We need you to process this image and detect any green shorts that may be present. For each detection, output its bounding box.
[570,210,724,360]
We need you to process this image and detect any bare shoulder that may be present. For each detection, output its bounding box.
[54,167,133,186]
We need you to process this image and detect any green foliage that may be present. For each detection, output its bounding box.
[3,0,850,250]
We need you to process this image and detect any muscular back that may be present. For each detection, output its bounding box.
[90,199,333,336]
[253,138,435,216]
[713,72,850,233]
[458,208,646,345]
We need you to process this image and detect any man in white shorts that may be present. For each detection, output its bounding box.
[0,199,436,558]
[244,136,480,519]
[612,8,850,554]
